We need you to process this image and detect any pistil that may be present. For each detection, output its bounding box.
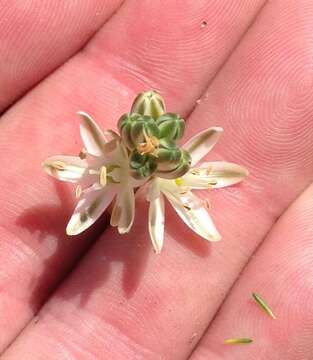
[137,133,159,156]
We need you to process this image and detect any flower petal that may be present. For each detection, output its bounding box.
[78,111,108,156]
[163,190,221,241]
[148,186,165,253]
[42,155,87,183]
[183,127,223,166]
[146,179,161,201]
[66,185,116,235]
[103,129,120,142]
[110,186,135,234]
[183,162,249,189]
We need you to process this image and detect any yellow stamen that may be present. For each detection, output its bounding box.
[75,185,82,198]
[207,180,218,188]
[51,161,66,171]
[100,166,107,187]
[191,169,200,175]
[175,178,184,186]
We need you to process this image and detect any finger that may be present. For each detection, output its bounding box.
[0,0,264,351]
[77,0,267,115]
[190,183,313,360]
[3,0,313,358]
[0,0,123,113]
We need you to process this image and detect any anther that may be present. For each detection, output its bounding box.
[52,161,66,171]
[175,178,184,186]
[100,166,107,187]
[137,134,159,155]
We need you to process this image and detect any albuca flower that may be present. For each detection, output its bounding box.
[42,90,248,254]
[43,112,145,235]
[145,126,249,253]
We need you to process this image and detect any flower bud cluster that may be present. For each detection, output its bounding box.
[118,91,191,179]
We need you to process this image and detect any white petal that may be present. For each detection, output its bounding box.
[183,162,249,189]
[134,179,155,201]
[103,129,120,142]
[131,176,149,189]
[111,186,135,234]
[66,185,116,235]
[148,189,165,254]
[134,183,148,201]
[78,111,107,156]
[146,179,161,201]
[183,127,223,166]
[42,155,87,183]
[163,190,221,241]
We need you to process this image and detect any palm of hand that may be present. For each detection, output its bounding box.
[0,1,313,359]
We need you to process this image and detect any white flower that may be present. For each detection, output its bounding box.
[145,127,249,253]
[43,112,144,236]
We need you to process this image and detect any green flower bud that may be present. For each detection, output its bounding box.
[129,151,157,179]
[131,90,166,119]
[158,138,177,149]
[155,147,182,172]
[155,149,191,179]
[118,113,159,150]
[156,113,185,141]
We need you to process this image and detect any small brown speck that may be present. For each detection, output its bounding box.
[201,21,208,28]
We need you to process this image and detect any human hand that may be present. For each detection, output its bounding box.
[0,1,313,359]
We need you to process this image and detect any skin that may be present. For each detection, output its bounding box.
[0,0,313,358]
